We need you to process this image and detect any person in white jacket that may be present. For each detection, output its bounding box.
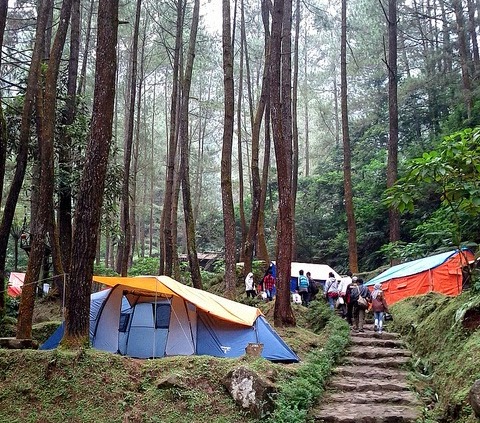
[245,272,256,298]
[337,271,352,318]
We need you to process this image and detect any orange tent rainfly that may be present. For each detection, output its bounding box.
[365,249,475,305]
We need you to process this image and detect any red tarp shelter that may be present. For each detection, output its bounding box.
[7,272,25,297]
[365,249,475,305]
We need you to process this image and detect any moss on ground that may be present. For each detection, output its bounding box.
[390,292,480,423]
[0,299,348,423]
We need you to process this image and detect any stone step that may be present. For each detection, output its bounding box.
[329,375,411,392]
[351,329,400,341]
[323,390,420,406]
[348,345,412,359]
[344,356,411,368]
[350,337,406,349]
[333,365,409,380]
[312,403,421,422]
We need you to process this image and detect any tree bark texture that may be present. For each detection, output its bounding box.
[118,0,142,276]
[237,6,246,263]
[18,0,73,338]
[66,0,118,345]
[58,0,80,279]
[341,0,358,273]
[387,0,400,246]
[161,0,184,277]
[243,0,270,275]
[0,0,50,314]
[221,0,237,299]
[271,0,296,328]
[180,0,202,289]
[0,0,8,211]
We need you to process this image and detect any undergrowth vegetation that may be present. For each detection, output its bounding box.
[267,315,350,423]
[390,292,480,423]
[0,297,349,423]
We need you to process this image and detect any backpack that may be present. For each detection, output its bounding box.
[298,275,309,289]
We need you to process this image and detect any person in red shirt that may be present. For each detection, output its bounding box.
[261,270,276,302]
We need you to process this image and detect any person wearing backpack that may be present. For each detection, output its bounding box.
[371,283,389,334]
[352,278,371,332]
[297,270,310,307]
[306,271,319,301]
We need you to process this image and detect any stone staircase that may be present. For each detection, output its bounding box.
[310,324,421,422]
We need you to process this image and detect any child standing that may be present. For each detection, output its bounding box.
[371,283,389,334]
[245,272,256,298]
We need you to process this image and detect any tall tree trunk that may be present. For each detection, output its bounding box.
[0,0,48,315]
[453,0,473,118]
[256,0,272,266]
[243,0,270,275]
[193,79,211,221]
[161,0,183,276]
[271,0,296,328]
[0,0,8,211]
[180,0,202,289]
[291,0,300,261]
[387,0,400,247]
[438,0,453,73]
[18,0,73,338]
[341,0,358,273]
[58,0,80,280]
[118,0,142,276]
[221,0,237,299]
[303,25,310,177]
[149,73,157,257]
[237,2,247,263]
[65,0,118,346]
[77,0,95,96]
[467,0,479,73]
[333,62,340,148]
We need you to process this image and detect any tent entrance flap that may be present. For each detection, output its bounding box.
[124,302,171,358]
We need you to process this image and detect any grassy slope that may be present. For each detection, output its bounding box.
[0,298,349,423]
[390,292,480,423]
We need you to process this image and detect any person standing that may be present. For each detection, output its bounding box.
[337,271,352,318]
[306,271,319,301]
[352,278,371,332]
[346,276,358,326]
[297,270,310,307]
[245,272,256,298]
[371,282,389,334]
[261,269,276,302]
[324,272,339,310]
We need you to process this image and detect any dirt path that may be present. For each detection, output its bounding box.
[310,324,421,422]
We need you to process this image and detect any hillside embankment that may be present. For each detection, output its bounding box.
[390,292,480,423]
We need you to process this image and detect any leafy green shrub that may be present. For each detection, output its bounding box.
[128,257,159,276]
[0,315,17,337]
[93,263,119,277]
[304,300,334,333]
[6,295,20,318]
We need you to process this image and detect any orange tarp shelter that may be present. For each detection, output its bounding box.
[365,249,475,305]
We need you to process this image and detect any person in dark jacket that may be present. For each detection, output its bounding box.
[345,276,358,327]
[348,277,371,332]
[371,283,389,334]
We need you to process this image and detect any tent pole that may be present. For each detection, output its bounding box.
[153,281,158,359]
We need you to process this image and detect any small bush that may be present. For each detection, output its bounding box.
[267,316,350,423]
